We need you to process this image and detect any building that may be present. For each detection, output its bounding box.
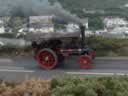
[0,19,5,34]
[29,16,54,33]
[65,23,79,32]
[110,27,128,34]
[103,17,128,29]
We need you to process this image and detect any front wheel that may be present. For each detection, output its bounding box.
[78,55,92,69]
[37,48,58,70]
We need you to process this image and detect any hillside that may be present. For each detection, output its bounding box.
[50,0,128,17]
[52,0,128,9]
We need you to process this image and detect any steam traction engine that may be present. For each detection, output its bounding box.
[29,16,95,70]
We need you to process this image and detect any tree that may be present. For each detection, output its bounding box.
[7,17,27,33]
[88,17,104,30]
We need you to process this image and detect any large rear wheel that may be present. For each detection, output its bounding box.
[37,48,58,70]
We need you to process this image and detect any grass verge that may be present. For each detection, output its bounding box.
[1,76,128,96]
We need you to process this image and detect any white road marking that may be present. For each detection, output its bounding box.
[66,72,128,76]
[0,69,35,73]
[0,66,25,70]
[0,59,13,62]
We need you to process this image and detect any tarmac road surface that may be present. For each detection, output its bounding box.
[0,56,128,82]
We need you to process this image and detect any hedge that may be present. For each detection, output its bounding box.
[0,33,16,38]
[1,76,128,96]
[86,36,128,56]
[51,76,128,96]
[0,45,32,57]
[0,36,128,57]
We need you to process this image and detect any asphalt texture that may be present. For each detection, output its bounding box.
[0,56,128,82]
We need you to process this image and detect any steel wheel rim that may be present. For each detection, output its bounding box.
[37,49,57,70]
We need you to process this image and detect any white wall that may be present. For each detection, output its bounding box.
[0,27,5,34]
[104,17,128,29]
[0,37,30,47]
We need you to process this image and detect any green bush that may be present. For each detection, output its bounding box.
[88,17,104,30]
[86,36,128,56]
[0,45,32,56]
[0,33,16,38]
[2,76,128,96]
[51,76,128,96]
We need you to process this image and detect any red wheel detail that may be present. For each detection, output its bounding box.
[37,49,58,70]
[89,50,95,59]
[78,55,92,69]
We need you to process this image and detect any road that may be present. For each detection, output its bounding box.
[0,56,128,82]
